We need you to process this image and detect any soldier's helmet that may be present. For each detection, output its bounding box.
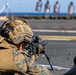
[0,19,33,44]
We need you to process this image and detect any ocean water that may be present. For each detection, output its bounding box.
[0,12,76,16]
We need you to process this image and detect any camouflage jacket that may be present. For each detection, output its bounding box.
[13,49,51,75]
[0,35,51,75]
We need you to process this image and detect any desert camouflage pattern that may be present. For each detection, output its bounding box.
[0,19,52,75]
[1,19,33,44]
[13,49,52,75]
[0,36,21,74]
[0,35,52,75]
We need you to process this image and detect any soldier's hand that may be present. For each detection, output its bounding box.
[34,44,43,59]
[37,44,43,55]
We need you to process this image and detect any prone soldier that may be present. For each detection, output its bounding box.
[0,18,52,75]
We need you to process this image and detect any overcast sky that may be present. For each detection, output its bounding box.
[0,0,76,13]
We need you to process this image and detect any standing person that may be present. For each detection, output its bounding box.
[0,18,52,75]
[35,0,42,12]
[68,2,75,15]
[54,1,60,14]
[44,0,50,13]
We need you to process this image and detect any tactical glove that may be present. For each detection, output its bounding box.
[37,44,43,55]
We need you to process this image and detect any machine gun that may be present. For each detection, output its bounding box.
[26,35,53,70]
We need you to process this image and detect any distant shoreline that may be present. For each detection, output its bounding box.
[0,12,76,20]
[0,12,76,16]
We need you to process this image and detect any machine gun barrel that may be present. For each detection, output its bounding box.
[41,41,48,47]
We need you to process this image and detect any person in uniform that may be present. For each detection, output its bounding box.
[0,18,52,75]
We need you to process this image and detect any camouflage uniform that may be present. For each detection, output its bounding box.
[13,49,51,75]
[0,36,20,75]
[0,19,52,75]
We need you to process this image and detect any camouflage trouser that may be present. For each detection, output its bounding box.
[13,49,52,75]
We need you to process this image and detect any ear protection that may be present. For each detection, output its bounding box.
[0,23,14,38]
[0,19,33,44]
